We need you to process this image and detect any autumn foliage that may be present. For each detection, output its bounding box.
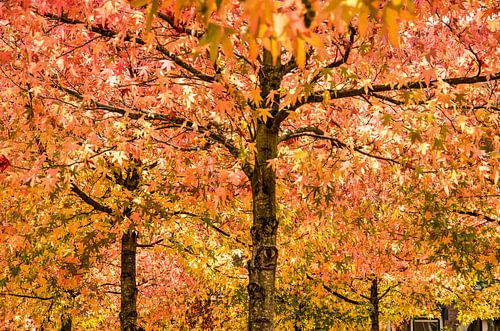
[0,0,498,330]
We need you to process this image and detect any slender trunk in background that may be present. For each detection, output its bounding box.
[117,164,141,331]
[120,227,138,331]
[369,278,380,331]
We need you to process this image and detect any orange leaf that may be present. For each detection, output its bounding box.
[384,7,400,47]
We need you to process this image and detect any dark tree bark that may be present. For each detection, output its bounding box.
[369,278,380,331]
[60,313,72,331]
[120,228,138,331]
[71,182,141,330]
[248,124,279,330]
[119,164,141,331]
[247,50,284,331]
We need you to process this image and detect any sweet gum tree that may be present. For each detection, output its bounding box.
[0,0,498,330]
[279,161,498,330]
[1,2,248,329]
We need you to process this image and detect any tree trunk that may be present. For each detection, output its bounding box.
[60,313,72,331]
[120,228,138,331]
[247,123,279,331]
[246,48,284,331]
[369,278,379,331]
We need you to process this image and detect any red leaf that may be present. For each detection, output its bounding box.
[166,111,176,120]
[0,51,12,65]
[0,155,11,171]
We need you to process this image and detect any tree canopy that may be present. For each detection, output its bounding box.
[0,0,498,330]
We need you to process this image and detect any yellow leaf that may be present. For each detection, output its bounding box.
[325,0,343,11]
[400,9,415,20]
[424,210,432,220]
[251,88,262,106]
[270,38,280,64]
[257,108,273,122]
[200,23,223,63]
[222,37,234,58]
[248,38,259,61]
[358,9,369,37]
[273,13,288,37]
[130,0,149,7]
[486,252,497,264]
[384,6,400,47]
[145,0,159,32]
[322,90,330,105]
[257,23,268,39]
[442,236,452,244]
[296,37,306,68]
[67,222,79,235]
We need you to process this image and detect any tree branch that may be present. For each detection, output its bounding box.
[369,93,406,105]
[43,12,251,175]
[54,83,182,122]
[0,292,54,301]
[281,132,402,165]
[309,25,356,85]
[42,12,214,83]
[378,282,401,301]
[54,83,251,175]
[156,12,205,38]
[137,239,164,248]
[298,72,500,107]
[273,26,357,124]
[105,291,121,295]
[70,183,113,214]
[453,210,499,225]
[306,274,362,305]
[279,126,325,142]
[371,93,500,113]
[161,122,253,177]
[161,210,249,246]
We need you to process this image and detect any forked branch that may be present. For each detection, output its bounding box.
[309,25,357,85]
[42,12,215,83]
[280,131,401,165]
[53,84,251,175]
[306,274,362,305]
[70,183,113,214]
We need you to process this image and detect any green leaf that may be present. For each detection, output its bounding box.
[381,113,392,126]
[145,0,159,31]
[409,129,422,143]
[434,137,444,150]
[200,23,223,62]
[199,23,235,63]
[199,23,222,46]
[130,0,149,7]
[440,124,448,136]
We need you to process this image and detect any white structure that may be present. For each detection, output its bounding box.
[387,317,498,331]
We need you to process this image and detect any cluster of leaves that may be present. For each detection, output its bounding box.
[0,0,498,329]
